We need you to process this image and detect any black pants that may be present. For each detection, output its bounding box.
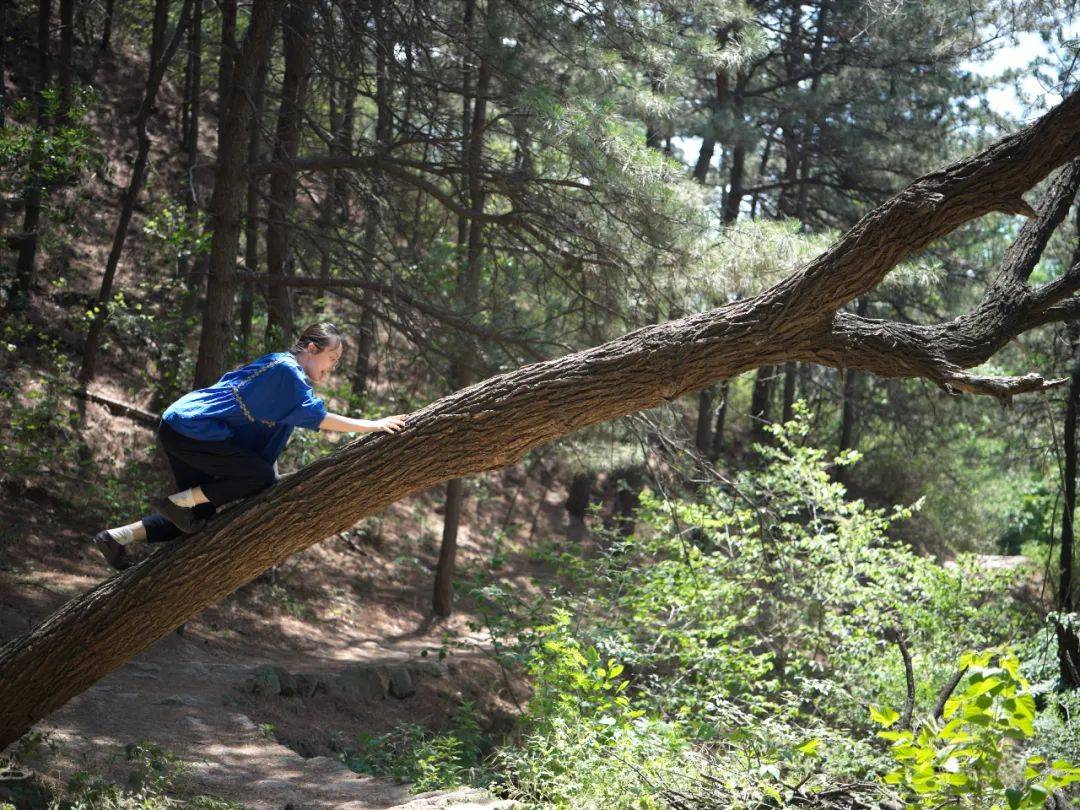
[141,421,276,543]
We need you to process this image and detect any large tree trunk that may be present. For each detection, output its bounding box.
[193,0,280,387]
[2,87,1080,750]
[263,0,312,348]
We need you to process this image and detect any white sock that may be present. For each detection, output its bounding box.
[106,525,137,546]
[169,488,200,509]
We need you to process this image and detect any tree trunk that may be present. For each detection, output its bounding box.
[217,0,237,118]
[710,381,729,461]
[153,0,204,409]
[750,365,774,442]
[239,57,270,352]
[352,0,385,395]
[78,0,193,386]
[835,297,869,486]
[433,0,492,617]
[566,472,595,519]
[695,385,715,454]
[781,361,797,424]
[8,0,51,312]
[1062,352,1080,612]
[1,89,1079,748]
[263,0,312,349]
[58,0,74,120]
[193,0,280,387]
[99,0,116,52]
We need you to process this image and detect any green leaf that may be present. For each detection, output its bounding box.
[870,705,901,728]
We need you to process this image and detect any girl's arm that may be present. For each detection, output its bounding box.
[318,411,408,434]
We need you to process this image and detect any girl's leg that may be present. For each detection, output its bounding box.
[153,422,276,524]
[143,439,219,542]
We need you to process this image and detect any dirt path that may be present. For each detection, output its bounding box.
[0,475,568,809]
[19,629,511,808]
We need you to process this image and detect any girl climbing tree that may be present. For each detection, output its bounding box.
[92,322,409,570]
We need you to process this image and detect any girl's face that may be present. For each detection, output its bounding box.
[299,340,342,387]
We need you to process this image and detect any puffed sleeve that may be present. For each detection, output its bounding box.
[279,367,328,429]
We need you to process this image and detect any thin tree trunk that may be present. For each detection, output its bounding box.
[835,297,869,485]
[1062,354,1079,612]
[58,0,74,119]
[263,0,312,349]
[781,362,797,423]
[750,365,774,442]
[194,0,280,387]
[695,386,715,454]
[217,0,237,117]
[239,57,270,352]
[8,0,51,312]
[78,0,194,386]
[710,381,729,461]
[434,0,492,617]
[153,0,204,409]
[99,0,116,52]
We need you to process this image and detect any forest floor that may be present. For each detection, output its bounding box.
[0,389,588,808]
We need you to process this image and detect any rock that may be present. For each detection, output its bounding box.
[388,666,416,699]
[335,665,390,702]
[183,662,211,678]
[245,664,292,696]
[156,694,204,707]
[293,672,330,698]
[407,659,449,680]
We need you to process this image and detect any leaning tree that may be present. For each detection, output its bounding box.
[2,89,1080,749]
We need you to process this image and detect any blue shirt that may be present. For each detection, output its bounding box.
[162,352,328,464]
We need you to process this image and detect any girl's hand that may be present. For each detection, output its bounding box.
[373,414,408,434]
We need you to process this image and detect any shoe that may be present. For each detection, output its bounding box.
[150,495,207,534]
[93,530,133,571]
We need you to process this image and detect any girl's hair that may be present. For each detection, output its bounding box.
[289,322,343,356]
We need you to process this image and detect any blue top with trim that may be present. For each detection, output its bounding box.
[162,352,328,464]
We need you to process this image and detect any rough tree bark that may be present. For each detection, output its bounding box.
[3,88,1080,750]
[263,0,313,348]
[433,0,494,617]
[193,0,280,387]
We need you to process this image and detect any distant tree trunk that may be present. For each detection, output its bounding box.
[99,0,116,52]
[263,0,312,349]
[710,380,729,461]
[434,0,493,617]
[566,472,595,519]
[693,136,715,183]
[695,386,715,454]
[153,0,204,409]
[78,0,193,386]
[58,0,74,119]
[750,365,774,442]
[0,0,7,130]
[239,59,269,352]
[1062,343,1080,612]
[8,0,51,312]
[194,0,280,387]
[836,297,869,485]
[217,0,237,116]
[353,0,384,395]
[781,362,797,423]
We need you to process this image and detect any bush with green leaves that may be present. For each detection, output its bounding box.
[872,649,1080,808]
